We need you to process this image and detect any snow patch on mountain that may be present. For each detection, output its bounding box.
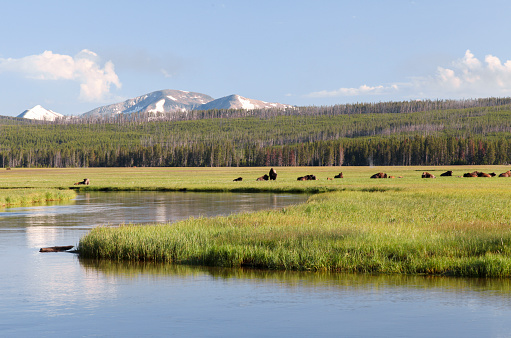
[17,105,63,121]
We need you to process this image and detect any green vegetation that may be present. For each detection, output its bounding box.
[74,166,511,277]
[2,98,511,167]
[0,188,75,207]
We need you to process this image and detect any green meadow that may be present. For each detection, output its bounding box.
[3,166,511,276]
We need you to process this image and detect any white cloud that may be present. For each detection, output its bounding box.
[307,84,398,98]
[0,50,121,101]
[307,50,511,100]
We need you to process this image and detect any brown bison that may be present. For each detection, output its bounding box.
[463,171,479,177]
[440,171,453,176]
[370,172,387,179]
[256,174,269,181]
[297,174,317,181]
[334,172,343,179]
[499,170,511,177]
[74,178,90,185]
[269,168,277,180]
[477,172,492,178]
[422,172,436,178]
[233,177,243,182]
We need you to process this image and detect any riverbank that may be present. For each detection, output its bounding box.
[0,189,76,207]
[3,166,511,276]
[78,179,511,277]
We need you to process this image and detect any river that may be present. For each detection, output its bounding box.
[1,191,511,337]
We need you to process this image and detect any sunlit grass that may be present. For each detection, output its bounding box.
[79,180,511,277]
[3,166,511,276]
[0,188,76,207]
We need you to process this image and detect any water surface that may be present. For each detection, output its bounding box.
[2,191,511,337]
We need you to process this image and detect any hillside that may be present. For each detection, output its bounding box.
[1,97,511,168]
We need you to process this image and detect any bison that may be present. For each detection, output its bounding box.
[477,172,492,178]
[256,174,269,181]
[233,177,243,182]
[463,171,479,177]
[74,178,90,185]
[370,172,387,179]
[297,174,317,181]
[269,168,277,180]
[422,172,436,178]
[499,170,511,177]
[440,171,453,176]
[334,172,343,179]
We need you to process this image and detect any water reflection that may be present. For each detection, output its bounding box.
[80,259,511,303]
[4,191,511,336]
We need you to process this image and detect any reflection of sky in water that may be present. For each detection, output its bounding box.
[0,192,307,229]
[4,192,511,336]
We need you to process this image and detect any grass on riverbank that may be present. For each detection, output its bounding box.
[78,185,511,277]
[0,189,76,207]
[4,166,511,276]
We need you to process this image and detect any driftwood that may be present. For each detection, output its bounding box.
[39,245,74,252]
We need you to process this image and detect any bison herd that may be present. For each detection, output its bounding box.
[233,169,511,182]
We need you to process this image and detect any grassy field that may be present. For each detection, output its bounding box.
[4,165,498,277]
[3,166,511,276]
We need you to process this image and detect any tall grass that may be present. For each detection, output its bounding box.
[0,189,76,207]
[79,187,511,277]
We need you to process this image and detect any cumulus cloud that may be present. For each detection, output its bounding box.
[307,50,511,100]
[0,50,121,101]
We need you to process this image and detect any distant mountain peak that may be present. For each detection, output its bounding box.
[17,105,63,121]
[81,89,214,117]
[195,94,293,111]
[77,89,293,118]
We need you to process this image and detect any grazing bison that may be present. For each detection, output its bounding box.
[233,177,243,182]
[499,170,511,177]
[370,172,387,179]
[422,172,436,178]
[440,171,453,176]
[334,172,343,179]
[269,168,277,180]
[297,174,317,181]
[74,178,90,185]
[256,174,269,181]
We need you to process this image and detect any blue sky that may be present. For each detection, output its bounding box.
[1,0,511,116]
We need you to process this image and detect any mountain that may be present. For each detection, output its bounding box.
[196,94,293,110]
[17,105,63,121]
[81,90,214,117]
[80,89,292,118]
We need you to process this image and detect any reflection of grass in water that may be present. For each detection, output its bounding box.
[79,185,511,277]
[80,258,511,297]
[0,189,75,207]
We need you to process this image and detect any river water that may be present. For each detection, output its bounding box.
[1,191,511,337]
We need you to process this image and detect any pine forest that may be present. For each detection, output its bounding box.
[2,97,511,168]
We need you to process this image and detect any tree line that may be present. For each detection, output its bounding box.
[2,98,511,168]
